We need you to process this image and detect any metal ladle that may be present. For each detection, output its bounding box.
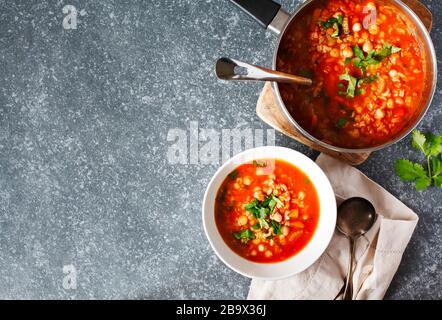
[336,197,377,300]
[215,57,312,86]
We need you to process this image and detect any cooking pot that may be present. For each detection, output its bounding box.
[230,0,437,153]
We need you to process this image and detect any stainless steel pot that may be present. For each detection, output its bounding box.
[230,0,437,153]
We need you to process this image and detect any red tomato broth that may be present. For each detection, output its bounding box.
[276,0,425,148]
[215,159,320,263]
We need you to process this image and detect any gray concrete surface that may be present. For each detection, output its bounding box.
[0,0,440,299]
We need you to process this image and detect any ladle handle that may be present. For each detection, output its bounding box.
[229,0,290,34]
[229,0,281,29]
[343,237,356,300]
[215,57,312,86]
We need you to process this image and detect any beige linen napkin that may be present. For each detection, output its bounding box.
[248,153,418,300]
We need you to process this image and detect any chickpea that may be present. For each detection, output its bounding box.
[282,226,290,237]
[389,69,398,78]
[330,49,340,58]
[375,109,385,119]
[253,191,264,201]
[352,22,362,32]
[341,47,353,58]
[243,176,252,186]
[265,250,273,258]
[258,244,265,252]
[363,41,373,53]
[272,212,282,223]
[251,250,257,256]
[365,2,376,10]
[368,24,379,35]
[387,99,395,109]
[233,182,240,190]
[395,97,404,105]
[349,129,360,138]
[298,191,306,200]
[237,215,248,226]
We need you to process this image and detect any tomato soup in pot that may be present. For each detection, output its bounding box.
[277,0,425,148]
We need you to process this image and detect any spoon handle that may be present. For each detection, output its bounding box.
[215,57,312,86]
[343,237,356,300]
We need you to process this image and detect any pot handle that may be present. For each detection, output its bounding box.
[230,0,290,34]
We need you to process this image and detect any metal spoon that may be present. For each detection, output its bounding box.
[336,197,377,300]
[215,57,312,86]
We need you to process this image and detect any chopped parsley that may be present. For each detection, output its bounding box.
[228,169,238,180]
[375,42,401,61]
[350,43,401,73]
[336,117,348,129]
[244,195,283,231]
[320,15,344,38]
[338,72,358,98]
[252,160,267,167]
[270,220,282,235]
[338,73,378,99]
[352,46,379,72]
[233,229,255,243]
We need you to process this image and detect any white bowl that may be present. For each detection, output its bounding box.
[202,146,336,280]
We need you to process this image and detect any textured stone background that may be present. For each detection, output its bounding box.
[0,0,440,299]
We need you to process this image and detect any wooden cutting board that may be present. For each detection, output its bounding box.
[256,0,432,165]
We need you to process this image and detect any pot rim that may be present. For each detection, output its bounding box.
[271,0,438,154]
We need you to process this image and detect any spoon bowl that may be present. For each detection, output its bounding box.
[337,197,376,238]
[336,197,377,300]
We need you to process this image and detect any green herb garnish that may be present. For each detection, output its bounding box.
[350,43,400,73]
[228,169,238,180]
[251,223,261,230]
[252,160,267,167]
[338,72,358,98]
[233,229,255,243]
[337,117,348,129]
[395,130,442,191]
[320,15,343,38]
[244,195,283,231]
[244,198,269,228]
[320,15,343,29]
[270,220,282,235]
[338,72,378,99]
[245,199,259,211]
[358,75,378,85]
[375,42,401,61]
[352,46,379,72]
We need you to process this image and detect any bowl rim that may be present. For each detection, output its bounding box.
[202,146,337,280]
